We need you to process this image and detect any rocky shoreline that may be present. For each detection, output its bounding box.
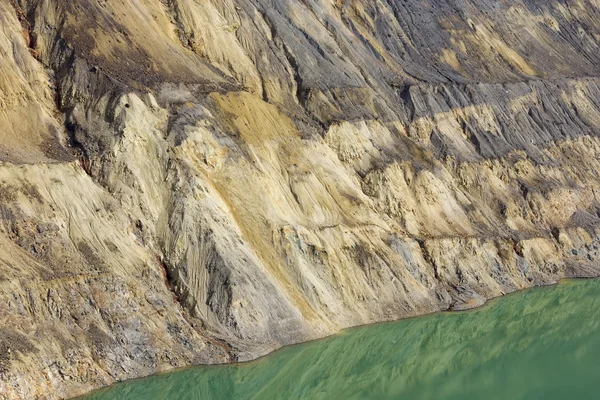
[1,0,600,398]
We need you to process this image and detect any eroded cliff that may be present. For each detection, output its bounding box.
[1,0,600,398]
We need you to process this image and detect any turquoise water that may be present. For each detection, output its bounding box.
[80,279,600,400]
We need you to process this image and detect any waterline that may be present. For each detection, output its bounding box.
[79,279,600,400]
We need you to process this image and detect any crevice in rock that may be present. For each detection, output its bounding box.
[8,0,37,58]
[156,255,237,362]
[416,239,439,281]
[280,41,307,108]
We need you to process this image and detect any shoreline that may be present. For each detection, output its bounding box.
[72,276,598,399]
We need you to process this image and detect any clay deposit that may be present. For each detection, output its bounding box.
[1,0,600,398]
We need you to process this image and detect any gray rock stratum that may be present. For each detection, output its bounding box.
[1,0,600,398]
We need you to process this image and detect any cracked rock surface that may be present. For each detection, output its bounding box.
[1,0,600,398]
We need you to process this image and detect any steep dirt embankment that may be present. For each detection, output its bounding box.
[1,0,600,398]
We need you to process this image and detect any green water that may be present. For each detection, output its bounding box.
[80,279,600,400]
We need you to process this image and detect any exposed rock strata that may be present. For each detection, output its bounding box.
[1,0,600,398]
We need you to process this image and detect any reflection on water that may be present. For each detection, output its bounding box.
[80,279,600,400]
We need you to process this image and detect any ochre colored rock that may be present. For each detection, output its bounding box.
[1,0,600,398]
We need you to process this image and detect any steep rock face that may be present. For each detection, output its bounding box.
[1,0,600,398]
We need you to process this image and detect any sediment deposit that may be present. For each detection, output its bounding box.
[1,1,600,398]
